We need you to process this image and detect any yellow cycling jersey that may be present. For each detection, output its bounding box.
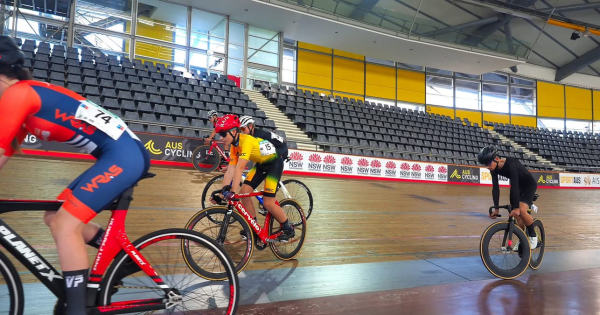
[230,134,278,165]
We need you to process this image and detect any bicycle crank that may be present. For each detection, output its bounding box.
[165,290,183,309]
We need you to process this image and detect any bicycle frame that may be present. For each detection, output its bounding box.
[217,192,283,245]
[209,140,229,164]
[0,187,175,314]
[237,173,292,206]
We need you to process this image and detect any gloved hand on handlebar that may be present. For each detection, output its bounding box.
[489,208,500,219]
[221,185,234,201]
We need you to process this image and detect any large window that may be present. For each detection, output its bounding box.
[136,0,187,45]
[538,118,564,131]
[282,47,296,84]
[247,67,277,86]
[482,83,508,113]
[511,86,535,116]
[248,26,279,68]
[566,120,592,133]
[75,0,131,33]
[426,75,453,107]
[455,80,480,110]
[191,9,226,53]
[190,51,224,73]
[227,21,245,77]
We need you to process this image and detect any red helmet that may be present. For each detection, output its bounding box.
[215,114,240,133]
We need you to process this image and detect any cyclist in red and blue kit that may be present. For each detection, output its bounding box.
[0,36,150,315]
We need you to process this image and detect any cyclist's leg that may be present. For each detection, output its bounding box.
[260,158,294,240]
[519,183,538,247]
[49,136,150,314]
[240,165,260,219]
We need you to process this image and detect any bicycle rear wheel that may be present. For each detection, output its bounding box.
[99,229,239,315]
[529,218,545,270]
[277,179,314,220]
[0,250,23,315]
[269,199,307,261]
[192,145,221,172]
[480,221,531,280]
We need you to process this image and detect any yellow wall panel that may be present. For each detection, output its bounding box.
[298,42,332,54]
[456,109,482,127]
[134,20,174,63]
[334,49,364,60]
[594,90,600,120]
[511,115,537,128]
[427,105,454,119]
[484,112,510,125]
[366,64,395,99]
[397,69,425,104]
[297,50,332,90]
[333,57,364,95]
[537,82,565,118]
[566,86,592,120]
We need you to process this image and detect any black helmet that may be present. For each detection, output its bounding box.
[478,145,498,165]
[0,36,24,66]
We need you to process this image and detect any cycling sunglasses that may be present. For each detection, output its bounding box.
[218,131,229,138]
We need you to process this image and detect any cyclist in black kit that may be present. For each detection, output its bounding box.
[478,145,538,250]
[239,115,288,161]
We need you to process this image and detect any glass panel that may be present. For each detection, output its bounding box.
[248,36,279,53]
[228,44,244,60]
[249,26,278,40]
[397,63,423,71]
[426,75,453,107]
[538,118,564,131]
[15,3,69,20]
[455,72,480,79]
[74,29,129,56]
[137,0,186,44]
[284,37,296,46]
[366,56,394,66]
[229,22,245,46]
[191,8,226,52]
[190,51,224,72]
[283,48,295,71]
[482,83,509,113]
[135,40,186,66]
[75,0,132,33]
[455,80,480,110]
[426,67,452,76]
[247,67,278,85]
[11,18,69,46]
[566,120,591,133]
[593,122,600,134]
[227,58,244,77]
[248,49,278,67]
[511,76,535,86]
[510,86,535,116]
[283,70,295,84]
[2,6,12,35]
[483,72,508,83]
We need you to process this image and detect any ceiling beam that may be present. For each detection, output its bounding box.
[555,45,600,81]
[541,2,600,14]
[349,0,380,21]
[419,16,499,37]
[460,14,512,47]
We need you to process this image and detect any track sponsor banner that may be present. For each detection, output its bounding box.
[285,150,448,182]
[480,169,510,185]
[21,132,206,163]
[533,172,560,187]
[560,173,600,188]
[448,165,480,184]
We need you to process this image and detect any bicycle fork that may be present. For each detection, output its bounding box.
[501,217,516,252]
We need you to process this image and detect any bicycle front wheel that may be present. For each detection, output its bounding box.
[184,207,254,279]
[0,250,23,315]
[269,199,307,261]
[192,145,222,172]
[202,174,225,209]
[277,179,314,220]
[480,221,531,280]
[99,229,239,315]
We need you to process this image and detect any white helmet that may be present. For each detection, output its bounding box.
[240,115,255,127]
[207,110,218,119]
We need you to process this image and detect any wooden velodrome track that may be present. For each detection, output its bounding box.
[2,154,600,286]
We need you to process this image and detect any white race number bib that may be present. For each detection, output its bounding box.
[75,100,127,140]
[259,140,276,156]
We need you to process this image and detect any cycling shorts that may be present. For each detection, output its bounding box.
[57,133,150,223]
[243,157,284,198]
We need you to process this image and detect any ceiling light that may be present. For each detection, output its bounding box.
[583,27,592,37]
[571,31,581,40]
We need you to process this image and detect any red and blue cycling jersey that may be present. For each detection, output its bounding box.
[0,81,150,223]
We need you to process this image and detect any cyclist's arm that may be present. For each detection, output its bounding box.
[507,162,520,209]
[222,146,238,189]
[231,158,249,192]
[0,84,39,158]
[492,171,500,208]
[207,129,216,141]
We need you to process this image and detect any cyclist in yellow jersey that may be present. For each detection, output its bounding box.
[214,114,294,241]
